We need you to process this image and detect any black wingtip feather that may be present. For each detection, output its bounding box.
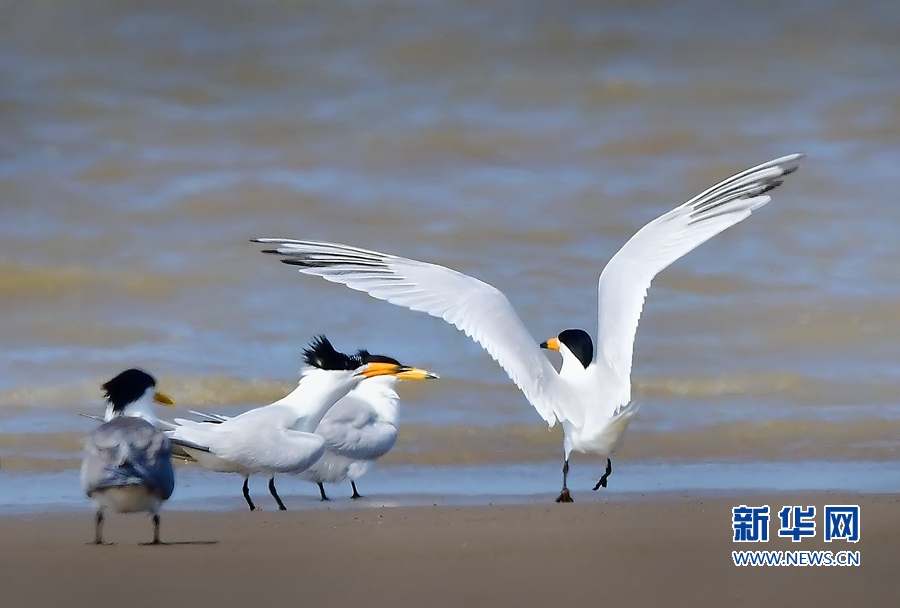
[781,163,801,176]
[758,179,783,196]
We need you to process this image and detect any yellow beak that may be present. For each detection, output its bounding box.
[153,391,176,407]
[357,362,440,380]
[540,337,560,351]
[395,366,440,381]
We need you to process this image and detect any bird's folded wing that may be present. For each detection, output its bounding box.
[170,415,325,474]
[253,239,575,427]
[120,453,175,499]
[167,435,212,453]
[316,416,398,461]
[596,154,803,394]
[79,412,176,432]
[85,465,147,494]
[82,418,175,499]
[188,410,230,423]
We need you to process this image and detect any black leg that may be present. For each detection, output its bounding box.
[268,477,287,511]
[317,482,330,501]
[592,458,613,491]
[555,459,573,503]
[350,481,362,499]
[151,514,161,545]
[242,477,256,511]
[93,510,104,545]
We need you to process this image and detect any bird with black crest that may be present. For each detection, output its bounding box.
[81,368,177,544]
[167,336,438,510]
[253,154,803,502]
[297,349,438,501]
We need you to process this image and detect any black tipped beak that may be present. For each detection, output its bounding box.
[540,337,560,351]
[395,366,440,380]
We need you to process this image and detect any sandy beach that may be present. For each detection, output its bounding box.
[2,3,900,608]
[1,493,895,608]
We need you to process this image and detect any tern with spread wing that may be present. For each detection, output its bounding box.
[253,154,803,502]
[81,369,177,544]
[168,336,437,510]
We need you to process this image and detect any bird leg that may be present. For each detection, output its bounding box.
[268,477,287,511]
[350,481,362,499]
[151,514,161,545]
[592,458,613,491]
[317,482,330,501]
[93,510,104,544]
[242,477,257,511]
[555,459,574,503]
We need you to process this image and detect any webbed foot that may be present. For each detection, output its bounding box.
[592,458,613,491]
[555,488,574,503]
[317,482,330,501]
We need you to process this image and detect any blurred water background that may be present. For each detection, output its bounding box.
[2,0,899,507]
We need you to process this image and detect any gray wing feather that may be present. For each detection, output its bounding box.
[314,394,398,460]
[81,417,175,500]
[188,410,229,423]
[167,435,213,453]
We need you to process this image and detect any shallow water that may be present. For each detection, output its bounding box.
[2,0,900,505]
[2,460,897,515]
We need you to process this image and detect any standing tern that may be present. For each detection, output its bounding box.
[81,369,176,544]
[252,154,803,502]
[299,351,437,500]
[167,336,437,510]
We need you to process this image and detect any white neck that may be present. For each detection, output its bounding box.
[558,344,591,380]
[348,376,401,424]
[105,390,159,425]
[272,367,363,432]
[559,341,631,412]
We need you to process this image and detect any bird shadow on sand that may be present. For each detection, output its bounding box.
[139,540,220,546]
[87,540,219,546]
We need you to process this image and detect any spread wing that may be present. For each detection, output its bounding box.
[596,154,803,396]
[253,239,575,427]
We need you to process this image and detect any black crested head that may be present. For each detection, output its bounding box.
[557,329,593,369]
[102,368,157,412]
[303,335,362,371]
[356,350,400,366]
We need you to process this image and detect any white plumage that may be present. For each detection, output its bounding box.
[299,375,404,500]
[81,369,176,544]
[167,337,436,509]
[254,154,803,502]
[188,367,435,501]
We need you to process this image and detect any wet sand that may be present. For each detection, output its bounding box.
[0,493,896,608]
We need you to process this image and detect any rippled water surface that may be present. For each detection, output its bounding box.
[2,0,900,485]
